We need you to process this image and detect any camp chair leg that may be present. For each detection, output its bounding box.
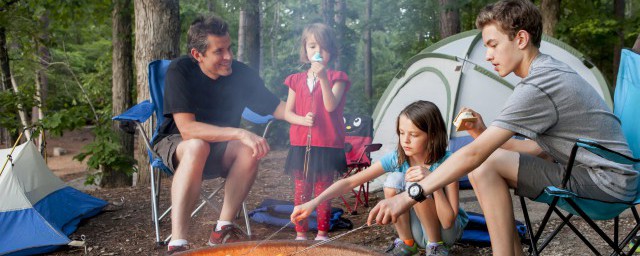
[242,202,252,238]
[364,181,369,207]
[339,167,358,214]
[149,163,162,245]
[193,181,225,217]
[533,197,560,245]
[616,208,640,255]
[550,207,603,255]
[566,199,624,255]
[520,197,539,256]
[339,166,370,215]
[614,217,619,248]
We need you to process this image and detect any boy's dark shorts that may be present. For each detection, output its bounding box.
[153,134,230,179]
[515,153,624,203]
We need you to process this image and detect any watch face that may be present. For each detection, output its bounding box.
[409,185,419,196]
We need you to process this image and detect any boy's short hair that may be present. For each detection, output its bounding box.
[188,16,229,57]
[475,0,542,48]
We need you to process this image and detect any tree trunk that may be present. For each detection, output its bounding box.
[334,0,346,71]
[439,0,460,39]
[134,0,180,186]
[269,1,280,68]
[364,0,372,103]
[104,0,134,188]
[322,0,335,29]
[612,0,624,86]
[0,26,13,146]
[10,75,31,141]
[207,0,215,14]
[238,0,260,71]
[34,12,50,152]
[540,0,560,37]
[633,34,640,53]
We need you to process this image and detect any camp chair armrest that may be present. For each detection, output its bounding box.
[544,186,577,198]
[575,138,640,165]
[561,138,640,188]
[112,100,154,124]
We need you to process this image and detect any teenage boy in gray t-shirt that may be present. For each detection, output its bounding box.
[366,1,637,255]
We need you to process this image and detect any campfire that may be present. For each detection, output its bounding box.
[173,240,385,256]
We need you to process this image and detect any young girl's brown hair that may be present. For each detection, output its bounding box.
[395,100,448,166]
[299,23,338,63]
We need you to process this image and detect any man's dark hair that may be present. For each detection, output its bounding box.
[476,0,543,48]
[187,16,229,56]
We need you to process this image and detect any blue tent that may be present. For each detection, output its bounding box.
[0,142,107,255]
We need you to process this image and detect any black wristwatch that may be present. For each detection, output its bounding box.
[408,183,431,202]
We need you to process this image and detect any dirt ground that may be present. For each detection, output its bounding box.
[35,128,640,255]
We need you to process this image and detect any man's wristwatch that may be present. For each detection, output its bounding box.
[408,183,432,202]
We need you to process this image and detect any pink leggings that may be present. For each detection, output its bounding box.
[294,171,333,233]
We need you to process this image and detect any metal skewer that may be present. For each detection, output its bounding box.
[302,52,323,179]
[287,223,377,255]
[242,220,292,255]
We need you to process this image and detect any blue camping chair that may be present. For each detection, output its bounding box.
[113,59,274,245]
[519,49,640,255]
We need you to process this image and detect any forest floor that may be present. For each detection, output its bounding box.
[23,127,640,255]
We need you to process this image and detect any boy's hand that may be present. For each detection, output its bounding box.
[458,107,487,136]
[367,193,415,226]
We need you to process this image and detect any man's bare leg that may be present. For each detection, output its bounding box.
[219,140,259,222]
[468,149,522,256]
[170,139,210,241]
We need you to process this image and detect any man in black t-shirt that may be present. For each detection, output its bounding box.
[153,16,285,254]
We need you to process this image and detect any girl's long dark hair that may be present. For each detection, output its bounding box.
[396,100,448,166]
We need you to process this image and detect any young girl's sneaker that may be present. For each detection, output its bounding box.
[385,238,418,256]
[426,242,449,256]
[314,235,329,241]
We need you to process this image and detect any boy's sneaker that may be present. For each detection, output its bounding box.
[165,245,188,255]
[426,243,449,256]
[207,224,249,246]
[384,238,419,256]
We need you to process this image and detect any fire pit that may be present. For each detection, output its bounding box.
[174,240,385,256]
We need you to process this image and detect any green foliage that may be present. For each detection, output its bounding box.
[1,0,133,183]
[41,106,90,136]
[553,0,640,86]
[74,123,136,185]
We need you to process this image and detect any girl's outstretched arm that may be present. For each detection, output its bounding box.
[284,89,314,127]
[290,161,386,223]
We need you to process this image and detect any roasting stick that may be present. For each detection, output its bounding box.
[241,220,293,256]
[286,222,377,256]
[302,52,323,179]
